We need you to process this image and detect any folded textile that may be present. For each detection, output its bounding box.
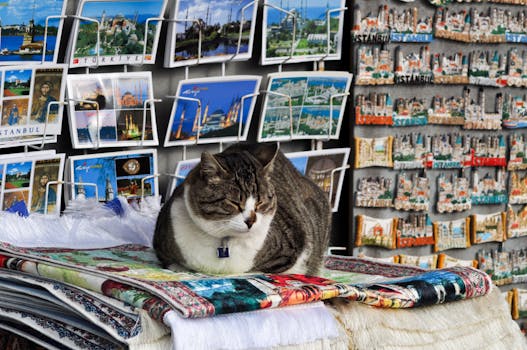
[0,243,493,320]
[164,302,339,350]
[0,269,170,350]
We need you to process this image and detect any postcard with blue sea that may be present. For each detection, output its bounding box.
[258,71,352,142]
[165,0,258,68]
[0,0,66,64]
[69,0,168,67]
[69,149,158,202]
[261,0,345,65]
[0,152,65,215]
[164,75,261,147]
[66,71,158,149]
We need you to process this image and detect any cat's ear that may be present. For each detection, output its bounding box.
[252,143,279,172]
[200,152,227,184]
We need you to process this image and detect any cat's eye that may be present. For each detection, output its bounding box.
[256,201,269,211]
[225,199,242,210]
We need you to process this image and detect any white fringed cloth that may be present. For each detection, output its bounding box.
[276,286,527,350]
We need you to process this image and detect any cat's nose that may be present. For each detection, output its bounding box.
[245,211,256,229]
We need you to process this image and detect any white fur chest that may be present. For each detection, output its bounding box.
[168,195,272,274]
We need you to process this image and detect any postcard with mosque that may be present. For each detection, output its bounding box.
[67,149,158,203]
[68,0,168,67]
[261,0,346,65]
[0,152,65,216]
[164,0,258,68]
[0,64,67,144]
[164,75,261,147]
[0,0,67,65]
[258,71,352,142]
[66,71,158,149]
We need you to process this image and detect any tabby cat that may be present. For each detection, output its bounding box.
[153,143,331,275]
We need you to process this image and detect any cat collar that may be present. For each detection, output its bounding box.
[217,237,230,258]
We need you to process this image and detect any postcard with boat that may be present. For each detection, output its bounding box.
[165,0,258,68]
[68,0,168,67]
[164,75,261,147]
[0,0,66,64]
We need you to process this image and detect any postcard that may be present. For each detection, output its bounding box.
[0,152,64,215]
[258,71,352,142]
[261,0,346,65]
[0,65,67,141]
[285,148,350,212]
[165,76,261,147]
[168,147,350,212]
[68,149,158,202]
[67,71,158,149]
[165,0,258,68]
[0,0,66,64]
[68,0,168,67]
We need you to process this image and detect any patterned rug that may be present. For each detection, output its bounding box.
[0,243,492,321]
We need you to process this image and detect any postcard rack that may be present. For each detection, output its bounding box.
[66,98,103,149]
[43,180,97,214]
